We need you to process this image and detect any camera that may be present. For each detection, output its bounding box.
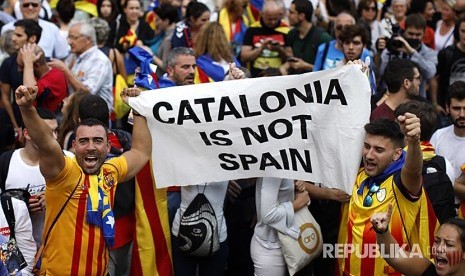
[386,23,421,53]
[386,23,403,53]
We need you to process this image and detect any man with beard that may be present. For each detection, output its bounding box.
[431,81,465,186]
[370,59,420,122]
[379,13,437,99]
[279,0,331,75]
[14,84,151,275]
[158,47,196,88]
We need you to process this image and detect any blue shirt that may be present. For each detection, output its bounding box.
[313,40,371,72]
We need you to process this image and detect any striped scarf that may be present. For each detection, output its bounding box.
[84,172,115,248]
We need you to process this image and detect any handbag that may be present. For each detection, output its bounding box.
[277,207,323,276]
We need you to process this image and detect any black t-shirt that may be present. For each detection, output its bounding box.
[242,22,288,77]
[0,55,22,93]
[285,26,332,74]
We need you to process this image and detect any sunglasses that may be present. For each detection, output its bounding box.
[22,2,39,8]
[363,184,380,207]
[363,6,376,11]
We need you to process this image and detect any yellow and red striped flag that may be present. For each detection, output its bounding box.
[131,161,173,275]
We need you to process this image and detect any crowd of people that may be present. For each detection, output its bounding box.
[0,0,465,275]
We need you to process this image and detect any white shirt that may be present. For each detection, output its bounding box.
[3,149,73,246]
[254,177,299,249]
[431,125,465,178]
[65,46,114,111]
[1,19,69,59]
[435,20,455,52]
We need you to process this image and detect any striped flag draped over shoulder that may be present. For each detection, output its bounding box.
[128,47,172,275]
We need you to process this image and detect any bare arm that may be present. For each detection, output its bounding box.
[1,83,20,133]
[120,88,152,181]
[429,76,446,114]
[455,170,465,200]
[241,44,266,63]
[111,48,128,81]
[371,205,431,275]
[398,113,423,195]
[15,85,65,179]
[301,180,351,202]
[21,44,41,87]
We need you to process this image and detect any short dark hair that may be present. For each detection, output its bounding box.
[365,119,405,148]
[14,19,42,42]
[154,4,179,24]
[78,95,110,128]
[292,0,313,22]
[394,100,437,141]
[408,0,433,15]
[36,107,56,120]
[447,81,465,106]
[383,59,416,93]
[22,108,55,129]
[404,13,426,30]
[74,118,109,138]
[339,24,368,45]
[186,1,209,20]
[56,0,75,24]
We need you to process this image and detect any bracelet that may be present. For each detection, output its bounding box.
[373,226,388,235]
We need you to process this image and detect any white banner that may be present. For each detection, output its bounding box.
[129,65,371,192]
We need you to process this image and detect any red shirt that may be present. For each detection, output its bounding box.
[35,67,68,112]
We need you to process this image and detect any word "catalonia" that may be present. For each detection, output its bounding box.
[152,80,347,125]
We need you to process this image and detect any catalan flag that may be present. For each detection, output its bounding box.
[130,161,173,276]
[128,47,158,89]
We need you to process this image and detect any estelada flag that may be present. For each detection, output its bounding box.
[131,161,173,275]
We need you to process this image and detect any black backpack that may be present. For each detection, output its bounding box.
[0,150,31,208]
[177,190,220,257]
[422,155,456,224]
[0,150,14,192]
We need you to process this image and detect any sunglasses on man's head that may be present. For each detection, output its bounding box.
[22,2,39,8]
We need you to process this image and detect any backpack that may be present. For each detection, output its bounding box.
[0,150,31,208]
[177,189,220,257]
[0,150,13,192]
[422,155,456,224]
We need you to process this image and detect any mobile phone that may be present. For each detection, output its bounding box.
[270,40,280,46]
[287,57,298,62]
